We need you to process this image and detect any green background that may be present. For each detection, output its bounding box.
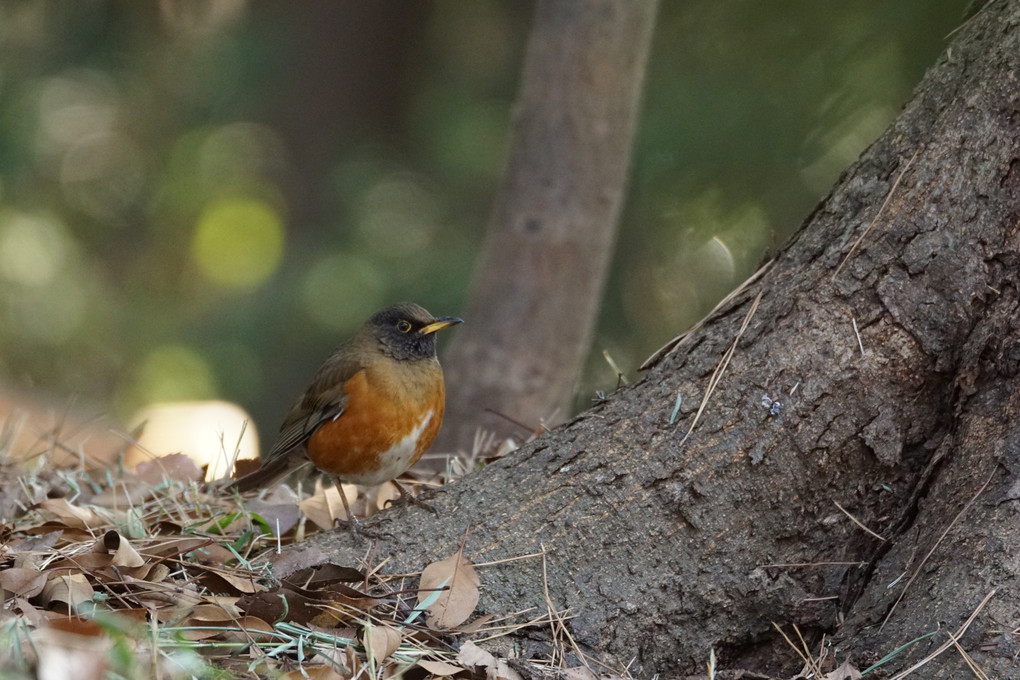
[0,1,966,441]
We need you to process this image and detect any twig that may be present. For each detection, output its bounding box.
[852,317,865,356]
[680,291,763,447]
[833,500,886,541]
[886,588,996,680]
[640,260,773,370]
[881,466,997,630]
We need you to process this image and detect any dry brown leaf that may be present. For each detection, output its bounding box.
[39,573,94,611]
[39,499,105,531]
[239,587,320,625]
[198,568,263,594]
[97,531,145,568]
[300,484,357,529]
[563,667,599,680]
[189,603,237,622]
[363,622,402,665]
[135,452,205,484]
[269,543,331,580]
[457,641,523,680]
[417,659,466,677]
[373,481,400,511]
[246,499,302,536]
[418,548,480,630]
[281,665,346,680]
[0,567,48,598]
[89,480,152,508]
[218,615,275,642]
[823,660,863,680]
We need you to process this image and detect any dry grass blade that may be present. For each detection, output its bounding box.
[680,291,763,447]
[881,466,997,631]
[886,588,995,680]
[641,261,773,370]
[833,147,920,279]
[833,500,886,541]
[772,622,821,678]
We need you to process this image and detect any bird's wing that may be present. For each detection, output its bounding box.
[264,349,364,460]
[228,343,365,492]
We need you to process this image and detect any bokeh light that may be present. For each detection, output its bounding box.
[132,345,218,406]
[191,197,284,289]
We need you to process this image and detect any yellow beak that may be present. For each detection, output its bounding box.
[420,316,463,335]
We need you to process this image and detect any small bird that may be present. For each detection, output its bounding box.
[229,303,461,531]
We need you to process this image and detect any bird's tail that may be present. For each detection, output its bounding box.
[227,452,303,493]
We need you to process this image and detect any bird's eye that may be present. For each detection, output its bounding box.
[397,320,412,333]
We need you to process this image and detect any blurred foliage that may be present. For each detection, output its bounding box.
[0,1,965,440]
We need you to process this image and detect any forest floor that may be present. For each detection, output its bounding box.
[0,436,920,679]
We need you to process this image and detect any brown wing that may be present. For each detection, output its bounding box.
[229,341,364,491]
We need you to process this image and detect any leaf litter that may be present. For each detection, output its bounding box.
[0,435,568,680]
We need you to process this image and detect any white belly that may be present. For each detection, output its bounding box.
[344,410,433,485]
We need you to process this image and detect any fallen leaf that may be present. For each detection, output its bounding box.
[458,641,524,680]
[281,665,346,680]
[135,453,204,484]
[373,482,400,511]
[98,531,145,568]
[269,544,331,580]
[823,660,863,680]
[418,548,480,630]
[39,499,105,531]
[417,659,465,677]
[563,667,599,680]
[362,622,402,665]
[239,588,319,625]
[39,573,94,612]
[245,499,302,536]
[300,484,357,529]
[0,567,48,598]
[89,480,152,508]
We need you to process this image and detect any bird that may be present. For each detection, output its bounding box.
[229,302,462,532]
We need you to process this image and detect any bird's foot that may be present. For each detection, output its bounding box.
[335,515,393,540]
[385,480,439,516]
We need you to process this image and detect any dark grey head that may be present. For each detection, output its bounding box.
[366,302,462,360]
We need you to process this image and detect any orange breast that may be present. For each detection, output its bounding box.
[307,367,444,486]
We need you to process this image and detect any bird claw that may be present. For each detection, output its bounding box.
[385,494,438,516]
[335,516,394,540]
[386,481,439,516]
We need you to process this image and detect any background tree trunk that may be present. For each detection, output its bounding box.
[436,0,659,455]
[294,2,1020,676]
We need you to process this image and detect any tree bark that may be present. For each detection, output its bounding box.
[436,0,659,454]
[294,2,1020,676]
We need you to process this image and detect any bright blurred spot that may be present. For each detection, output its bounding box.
[301,253,386,331]
[191,197,284,289]
[694,236,736,285]
[126,400,259,482]
[357,174,441,258]
[135,345,218,404]
[36,70,118,151]
[0,211,70,286]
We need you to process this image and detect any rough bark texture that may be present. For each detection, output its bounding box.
[289,2,1020,676]
[437,0,659,454]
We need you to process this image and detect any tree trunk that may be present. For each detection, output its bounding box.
[436,0,659,454]
[296,2,1020,676]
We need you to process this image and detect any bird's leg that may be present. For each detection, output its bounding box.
[332,477,392,540]
[386,479,439,516]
